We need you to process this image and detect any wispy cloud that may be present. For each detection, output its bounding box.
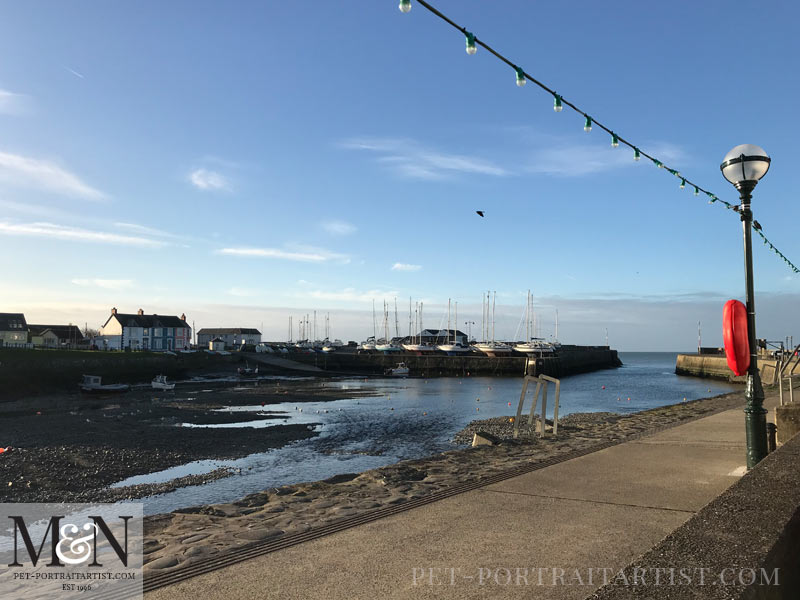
[217,244,350,264]
[71,278,134,291]
[0,151,105,200]
[64,67,85,79]
[321,220,357,236]
[227,287,257,297]
[302,288,399,303]
[114,222,188,243]
[524,141,686,177]
[188,168,229,191]
[391,262,422,272]
[0,222,166,247]
[341,137,509,180]
[0,89,29,115]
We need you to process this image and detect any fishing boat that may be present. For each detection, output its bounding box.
[151,374,175,390]
[79,375,130,394]
[237,362,259,376]
[385,362,409,376]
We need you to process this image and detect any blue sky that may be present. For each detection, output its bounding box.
[1,1,798,350]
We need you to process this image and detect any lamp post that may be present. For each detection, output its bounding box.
[464,321,476,343]
[720,144,771,469]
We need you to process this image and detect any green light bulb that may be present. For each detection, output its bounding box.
[465,32,476,55]
[584,116,592,132]
[553,94,563,112]
[399,0,411,13]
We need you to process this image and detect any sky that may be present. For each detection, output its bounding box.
[1,1,799,351]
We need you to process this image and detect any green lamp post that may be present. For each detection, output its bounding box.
[720,144,771,469]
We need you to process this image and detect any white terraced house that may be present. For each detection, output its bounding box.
[98,307,191,351]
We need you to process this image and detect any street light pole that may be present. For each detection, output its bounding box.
[738,180,768,468]
[465,321,475,343]
[721,144,771,469]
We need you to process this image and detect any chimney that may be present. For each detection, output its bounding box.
[137,308,144,316]
[111,307,117,315]
[180,313,186,321]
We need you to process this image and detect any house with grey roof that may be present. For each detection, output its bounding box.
[29,324,85,348]
[0,313,29,348]
[196,328,261,349]
[98,308,191,351]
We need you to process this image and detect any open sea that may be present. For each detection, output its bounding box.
[120,352,740,514]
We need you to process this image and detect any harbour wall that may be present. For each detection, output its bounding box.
[675,353,780,384]
[279,346,622,377]
[0,349,235,400]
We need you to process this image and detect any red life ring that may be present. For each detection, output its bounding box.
[723,299,750,376]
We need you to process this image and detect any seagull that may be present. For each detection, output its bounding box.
[476,211,485,217]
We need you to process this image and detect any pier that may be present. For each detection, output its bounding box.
[259,345,622,377]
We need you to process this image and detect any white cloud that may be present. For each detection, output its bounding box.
[524,141,686,177]
[341,137,509,180]
[71,278,135,291]
[188,168,229,191]
[0,221,166,247]
[0,89,29,115]
[113,222,190,243]
[217,244,350,264]
[0,151,105,200]
[303,288,400,303]
[391,262,422,272]
[227,287,257,297]
[321,220,357,236]
[64,67,85,79]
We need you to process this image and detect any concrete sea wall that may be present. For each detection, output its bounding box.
[0,349,235,400]
[282,346,621,377]
[675,353,779,384]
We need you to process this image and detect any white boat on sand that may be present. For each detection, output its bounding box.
[152,374,175,390]
[80,375,130,394]
[385,362,409,376]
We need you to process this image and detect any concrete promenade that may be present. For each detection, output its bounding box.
[147,392,779,600]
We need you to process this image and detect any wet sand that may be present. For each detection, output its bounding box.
[0,377,379,503]
[140,390,746,576]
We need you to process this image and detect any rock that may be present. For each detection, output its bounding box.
[236,528,284,541]
[472,431,501,447]
[179,533,210,544]
[147,556,179,570]
[322,472,359,484]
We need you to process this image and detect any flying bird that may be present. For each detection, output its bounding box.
[476,211,485,217]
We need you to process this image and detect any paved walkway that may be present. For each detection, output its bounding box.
[147,393,778,600]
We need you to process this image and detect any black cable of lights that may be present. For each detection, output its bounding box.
[399,0,799,274]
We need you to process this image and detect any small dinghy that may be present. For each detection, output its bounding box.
[152,374,175,390]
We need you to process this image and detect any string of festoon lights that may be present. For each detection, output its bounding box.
[398,0,799,273]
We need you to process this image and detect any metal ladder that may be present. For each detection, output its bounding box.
[514,370,561,439]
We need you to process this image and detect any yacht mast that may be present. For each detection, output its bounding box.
[454,301,458,345]
[394,298,399,338]
[447,298,451,345]
[492,291,496,344]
